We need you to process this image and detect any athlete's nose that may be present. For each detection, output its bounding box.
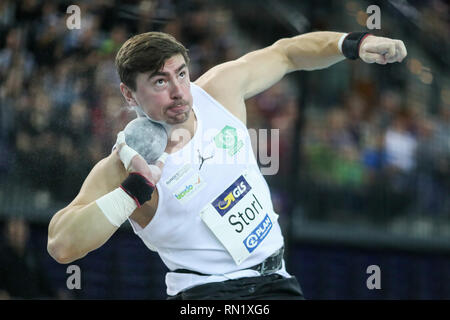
[170,80,183,100]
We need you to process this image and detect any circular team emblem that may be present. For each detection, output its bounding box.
[245,234,259,249]
[214,125,238,149]
[214,125,244,157]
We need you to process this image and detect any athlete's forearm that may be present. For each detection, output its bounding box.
[275,31,345,72]
[47,202,119,264]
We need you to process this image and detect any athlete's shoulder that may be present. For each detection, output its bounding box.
[193,71,247,124]
[193,58,245,96]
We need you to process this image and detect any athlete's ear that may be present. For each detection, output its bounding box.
[120,82,138,106]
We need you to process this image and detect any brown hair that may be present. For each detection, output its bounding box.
[115,32,190,91]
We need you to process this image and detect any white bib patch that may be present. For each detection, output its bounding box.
[200,170,278,265]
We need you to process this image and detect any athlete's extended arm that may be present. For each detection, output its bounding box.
[196,31,406,107]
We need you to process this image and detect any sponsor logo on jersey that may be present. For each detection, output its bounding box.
[174,174,205,202]
[243,214,272,253]
[212,175,251,216]
[214,125,244,156]
[165,164,192,189]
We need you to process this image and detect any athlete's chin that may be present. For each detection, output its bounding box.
[165,107,191,125]
[165,112,189,125]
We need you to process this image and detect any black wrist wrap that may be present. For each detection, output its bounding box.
[342,32,371,60]
[120,172,155,207]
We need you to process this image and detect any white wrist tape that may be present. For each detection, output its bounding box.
[96,188,137,227]
[119,145,138,171]
[338,33,348,54]
[116,131,138,170]
[157,152,169,164]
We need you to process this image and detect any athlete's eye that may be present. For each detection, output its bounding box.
[155,79,166,86]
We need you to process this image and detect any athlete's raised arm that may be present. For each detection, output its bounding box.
[196,31,406,115]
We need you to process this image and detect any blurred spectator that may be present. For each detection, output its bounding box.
[326,107,357,151]
[415,108,450,217]
[361,128,388,177]
[385,110,418,173]
[0,217,55,299]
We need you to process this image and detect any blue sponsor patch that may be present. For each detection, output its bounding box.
[243,214,272,253]
[212,175,251,216]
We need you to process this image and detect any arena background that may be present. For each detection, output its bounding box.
[0,0,449,299]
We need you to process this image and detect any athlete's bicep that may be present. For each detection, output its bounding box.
[195,44,292,101]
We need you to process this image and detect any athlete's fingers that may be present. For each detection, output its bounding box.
[395,40,407,62]
[147,164,162,184]
[360,51,387,64]
[154,152,168,170]
[362,41,395,57]
[360,37,407,64]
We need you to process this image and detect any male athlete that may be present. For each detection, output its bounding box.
[47,31,407,299]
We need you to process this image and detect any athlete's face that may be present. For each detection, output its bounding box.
[121,54,193,125]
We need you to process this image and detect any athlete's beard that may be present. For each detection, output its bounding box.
[164,101,191,125]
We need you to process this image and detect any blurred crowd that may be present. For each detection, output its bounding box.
[0,217,57,299]
[298,89,450,222]
[0,0,238,201]
[0,0,449,222]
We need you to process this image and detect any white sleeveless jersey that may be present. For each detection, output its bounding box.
[128,83,290,296]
